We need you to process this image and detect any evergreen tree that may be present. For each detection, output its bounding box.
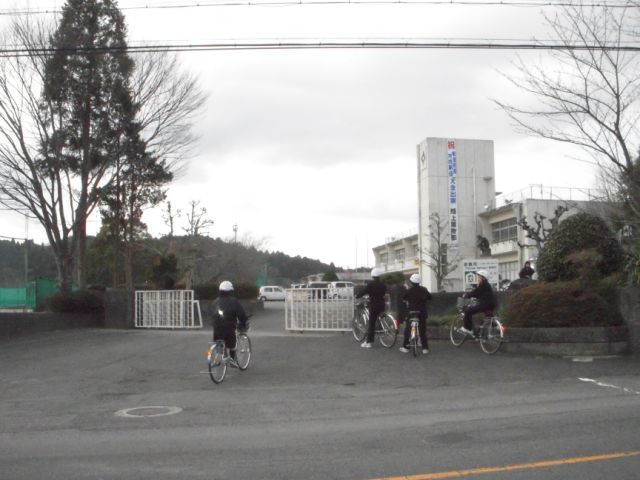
[43,0,134,291]
[100,120,172,290]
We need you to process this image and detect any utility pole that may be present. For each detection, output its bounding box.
[233,224,238,243]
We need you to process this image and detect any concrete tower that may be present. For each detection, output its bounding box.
[417,138,495,292]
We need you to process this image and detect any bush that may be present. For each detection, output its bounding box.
[503,280,624,328]
[537,213,624,282]
[380,272,406,285]
[48,290,104,313]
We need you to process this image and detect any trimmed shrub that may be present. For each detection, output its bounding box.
[504,280,624,328]
[537,213,624,282]
[48,290,104,313]
[234,281,259,300]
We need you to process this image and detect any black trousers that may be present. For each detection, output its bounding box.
[213,322,237,355]
[463,304,492,331]
[367,305,384,343]
[403,313,428,349]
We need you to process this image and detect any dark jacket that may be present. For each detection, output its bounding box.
[465,281,496,309]
[356,278,387,310]
[209,293,249,330]
[519,266,535,279]
[403,284,432,315]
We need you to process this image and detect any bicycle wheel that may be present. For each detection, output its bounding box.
[236,334,252,370]
[410,336,418,357]
[208,343,227,384]
[352,309,367,342]
[449,314,467,347]
[480,317,504,354]
[377,313,397,348]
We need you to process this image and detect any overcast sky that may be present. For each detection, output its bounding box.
[1,0,599,268]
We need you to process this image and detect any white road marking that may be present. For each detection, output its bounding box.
[578,378,640,395]
[114,406,183,418]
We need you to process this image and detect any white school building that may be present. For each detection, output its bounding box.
[372,137,603,292]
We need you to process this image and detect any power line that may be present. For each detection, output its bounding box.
[0,0,635,15]
[1,39,639,56]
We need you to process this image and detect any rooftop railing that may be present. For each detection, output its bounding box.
[494,184,603,209]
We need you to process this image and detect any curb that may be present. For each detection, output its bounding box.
[425,325,630,356]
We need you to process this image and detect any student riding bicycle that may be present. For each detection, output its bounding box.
[459,270,496,337]
[209,280,249,362]
[355,267,387,349]
[400,274,432,354]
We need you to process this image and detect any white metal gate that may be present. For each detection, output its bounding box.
[285,288,354,331]
[135,290,203,329]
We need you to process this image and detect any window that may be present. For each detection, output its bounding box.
[499,261,519,283]
[380,252,388,264]
[412,244,420,257]
[491,218,517,243]
[395,248,405,262]
[440,243,448,267]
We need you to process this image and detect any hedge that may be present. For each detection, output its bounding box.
[194,280,259,301]
[48,290,105,313]
[504,280,624,328]
[537,213,624,282]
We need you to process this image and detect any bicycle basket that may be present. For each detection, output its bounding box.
[457,297,478,310]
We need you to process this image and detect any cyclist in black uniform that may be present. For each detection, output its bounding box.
[210,280,249,361]
[460,270,496,336]
[355,268,387,348]
[400,274,432,354]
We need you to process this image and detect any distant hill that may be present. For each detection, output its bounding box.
[0,236,336,288]
[0,240,57,287]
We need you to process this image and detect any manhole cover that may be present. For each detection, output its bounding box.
[114,406,182,418]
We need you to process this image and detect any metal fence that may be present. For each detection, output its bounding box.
[285,288,354,332]
[0,277,58,310]
[134,290,202,329]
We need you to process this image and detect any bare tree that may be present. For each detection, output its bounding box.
[131,50,206,173]
[183,200,214,237]
[517,204,572,254]
[495,2,640,238]
[162,200,181,254]
[0,17,89,292]
[0,14,205,292]
[421,213,460,292]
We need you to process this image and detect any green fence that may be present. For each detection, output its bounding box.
[0,277,59,310]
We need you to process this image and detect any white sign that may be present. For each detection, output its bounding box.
[447,140,459,245]
[462,259,499,291]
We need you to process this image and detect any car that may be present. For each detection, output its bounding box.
[258,286,285,302]
[307,281,329,299]
[327,281,355,298]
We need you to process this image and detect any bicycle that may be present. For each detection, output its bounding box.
[405,310,424,357]
[207,329,252,384]
[449,297,504,354]
[352,297,398,348]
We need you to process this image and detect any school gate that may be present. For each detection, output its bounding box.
[285,287,354,332]
[135,290,203,329]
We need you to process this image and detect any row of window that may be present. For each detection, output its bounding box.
[378,217,518,265]
[379,244,420,264]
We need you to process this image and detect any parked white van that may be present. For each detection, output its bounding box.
[327,281,355,299]
[258,286,285,301]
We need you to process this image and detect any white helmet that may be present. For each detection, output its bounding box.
[409,274,421,284]
[219,280,234,292]
[476,270,489,279]
[371,267,383,278]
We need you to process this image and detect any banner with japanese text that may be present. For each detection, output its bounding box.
[447,140,459,245]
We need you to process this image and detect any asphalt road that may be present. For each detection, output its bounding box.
[1,302,639,479]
